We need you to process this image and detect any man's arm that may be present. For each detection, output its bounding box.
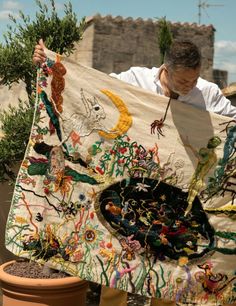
[109,68,139,86]
[204,83,236,119]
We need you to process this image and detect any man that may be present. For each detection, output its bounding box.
[109,40,236,118]
[33,39,236,306]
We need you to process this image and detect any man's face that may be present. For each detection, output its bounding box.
[166,66,200,96]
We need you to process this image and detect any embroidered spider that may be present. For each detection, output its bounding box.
[150,118,165,137]
[150,98,171,137]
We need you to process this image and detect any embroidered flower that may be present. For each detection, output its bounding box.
[80,225,103,250]
[84,229,96,243]
[70,248,84,263]
[178,256,189,267]
[106,242,113,249]
[15,216,27,224]
[135,182,150,192]
[70,130,82,147]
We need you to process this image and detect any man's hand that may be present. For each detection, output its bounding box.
[33,39,47,66]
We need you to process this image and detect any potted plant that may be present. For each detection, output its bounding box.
[0,1,88,305]
[0,260,88,306]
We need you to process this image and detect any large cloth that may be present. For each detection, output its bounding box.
[6,49,236,305]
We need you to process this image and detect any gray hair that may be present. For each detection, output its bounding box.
[164,40,201,70]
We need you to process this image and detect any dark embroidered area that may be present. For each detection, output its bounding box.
[99,178,215,261]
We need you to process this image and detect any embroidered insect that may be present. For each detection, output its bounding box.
[150,98,171,137]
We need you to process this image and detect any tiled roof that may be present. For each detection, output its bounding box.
[222,83,236,96]
[85,14,215,30]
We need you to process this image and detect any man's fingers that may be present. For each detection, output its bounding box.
[39,38,46,49]
[33,44,47,65]
[35,45,46,57]
[33,39,48,66]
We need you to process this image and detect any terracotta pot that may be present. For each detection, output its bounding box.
[0,260,89,306]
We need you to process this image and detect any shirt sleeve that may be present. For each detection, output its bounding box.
[109,68,139,87]
[209,86,236,119]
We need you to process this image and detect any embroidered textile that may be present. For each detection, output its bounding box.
[6,49,236,305]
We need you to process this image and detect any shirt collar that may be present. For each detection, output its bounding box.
[154,64,165,84]
[153,65,165,94]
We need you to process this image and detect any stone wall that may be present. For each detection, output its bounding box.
[222,83,236,106]
[74,14,215,81]
[213,69,228,89]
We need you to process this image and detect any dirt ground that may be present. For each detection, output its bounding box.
[86,283,150,306]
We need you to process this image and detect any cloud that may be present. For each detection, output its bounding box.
[55,3,64,10]
[0,9,18,20]
[0,1,21,21]
[214,40,236,83]
[2,0,22,10]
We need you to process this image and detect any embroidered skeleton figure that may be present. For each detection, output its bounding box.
[181,135,221,216]
[51,88,114,145]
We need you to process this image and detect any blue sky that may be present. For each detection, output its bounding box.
[0,0,236,84]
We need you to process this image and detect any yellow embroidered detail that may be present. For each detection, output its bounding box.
[205,203,236,212]
[98,89,132,139]
[56,53,61,63]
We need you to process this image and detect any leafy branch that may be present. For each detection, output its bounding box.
[0,0,85,183]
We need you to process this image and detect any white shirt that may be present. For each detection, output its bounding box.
[110,66,236,119]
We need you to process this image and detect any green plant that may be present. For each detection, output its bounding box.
[157,17,173,64]
[0,101,35,182]
[0,0,85,183]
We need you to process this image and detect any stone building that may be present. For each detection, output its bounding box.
[222,83,236,106]
[73,14,215,82]
[213,69,228,89]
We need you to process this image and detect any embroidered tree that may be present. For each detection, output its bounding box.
[0,0,85,182]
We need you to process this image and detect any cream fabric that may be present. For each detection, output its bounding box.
[6,49,236,306]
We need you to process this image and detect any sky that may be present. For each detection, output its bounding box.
[0,0,236,84]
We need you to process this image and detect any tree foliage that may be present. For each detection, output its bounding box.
[0,0,85,183]
[157,17,173,64]
[0,0,85,97]
[0,101,35,182]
